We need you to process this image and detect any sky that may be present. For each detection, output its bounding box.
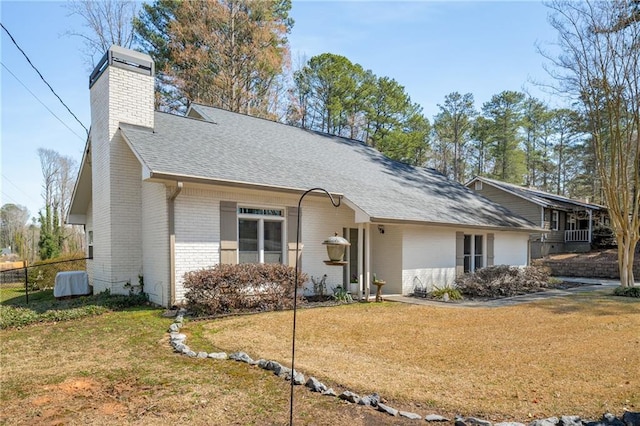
[1,0,563,221]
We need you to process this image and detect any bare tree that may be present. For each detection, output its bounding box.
[0,204,29,257]
[543,0,640,287]
[66,0,139,67]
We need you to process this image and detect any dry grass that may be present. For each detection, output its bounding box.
[0,307,388,425]
[1,291,638,425]
[202,291,640,421]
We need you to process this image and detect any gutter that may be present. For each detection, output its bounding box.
[168,182,183,307]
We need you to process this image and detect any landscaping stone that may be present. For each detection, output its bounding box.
[168,323,181,332]
[186,350,197,357]
[305,377,327,393]
[196,351,208,359]
[169,333,187,342]
[377,403,398,416]
[425,414,450,422]
[229,352,253,364]
[274,364,290,378]
[284,370,305,385]
[180,346,192,354]
[173,343,187,352]
[622,412,640,426]
[322,388,337,397]
[584,413,625,426]
[207,352,227,360]
[338,391,360,404]
[530,418,560,426]
[358,393,380,407]
[560,416,582,426]
[399,411,422,420]
[264,360,281,372]
[466,417,493,426]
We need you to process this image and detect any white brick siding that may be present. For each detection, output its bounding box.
[172,186,356,302]
[89,60,154,294]
[142,182,169,306]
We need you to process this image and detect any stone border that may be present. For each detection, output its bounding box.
[168,310,639,425]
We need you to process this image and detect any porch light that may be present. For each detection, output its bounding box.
[322,233,350,265]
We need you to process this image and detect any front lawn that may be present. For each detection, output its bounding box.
[1,289,638,424]
[202,290,640,421]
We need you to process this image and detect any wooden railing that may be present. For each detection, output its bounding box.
[565,229,590,242]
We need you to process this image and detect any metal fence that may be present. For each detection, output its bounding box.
[0,257,89,304]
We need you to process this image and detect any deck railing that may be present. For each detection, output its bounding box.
[565,229,590,242]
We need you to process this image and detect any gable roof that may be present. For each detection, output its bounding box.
[119,104,538,231]
[467,176,604,212]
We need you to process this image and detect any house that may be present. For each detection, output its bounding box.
[466,176,608,258]
[67,46,539,307]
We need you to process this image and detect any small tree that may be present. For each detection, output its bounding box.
[543,0,640,287]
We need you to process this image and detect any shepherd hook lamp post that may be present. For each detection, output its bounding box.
[290,188,341,425]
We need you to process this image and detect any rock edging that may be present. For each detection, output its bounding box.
[167,310,640,425]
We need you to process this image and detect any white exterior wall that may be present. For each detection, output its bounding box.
[172,185,356,302]
[370,225,403,294]
[174,188,220,302]
[401,226,457,294]
[89,61,154,294]
[142,182,169,306]
[494,232,529,267]
[298,198,355,295]
[86,200,94,287]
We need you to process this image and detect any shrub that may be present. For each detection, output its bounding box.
[183,263,308,316]
[613,286,640,298]
[27,253,87,289]
[430,285,462,301]
[454,265,551,298]
[0,292,148,329]
[592,224,617,249]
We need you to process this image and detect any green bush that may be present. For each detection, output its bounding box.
[454,265,551,298]
[27,253,87,289]
[0,292,148,329]
[431,285,462,300]
[183,263,308,316]
[613,286,640,298]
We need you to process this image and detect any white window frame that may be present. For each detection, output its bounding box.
[463,234,484,273]
[474,181,483,191]
[237,206,285,264]
[551,210,559,231]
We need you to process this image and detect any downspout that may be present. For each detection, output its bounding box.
[168,182,183,307]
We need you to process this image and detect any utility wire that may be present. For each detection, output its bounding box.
[1,62,86,142]
[1,174,41,205]
[1,22,89,136]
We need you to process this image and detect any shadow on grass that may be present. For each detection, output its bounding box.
[534,290,640,316]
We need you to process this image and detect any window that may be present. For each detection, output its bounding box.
[88,231,94,259]
[238,207,284,264]
[464,234,483,273]
[551,210,559,231]
[474,181,483,191]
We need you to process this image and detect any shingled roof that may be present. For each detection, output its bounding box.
[468,176,605,212]
[119,105,537,231]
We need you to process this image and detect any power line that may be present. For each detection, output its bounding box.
[0,22,89,136]
[1,174,41,205]
[1,62,86,142]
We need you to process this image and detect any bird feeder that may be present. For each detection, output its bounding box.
[322,233,350,265]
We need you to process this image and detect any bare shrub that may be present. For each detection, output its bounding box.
[454,265,551,298]
[183,263,308,316]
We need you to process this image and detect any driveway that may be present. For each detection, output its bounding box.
[384,277,621,308]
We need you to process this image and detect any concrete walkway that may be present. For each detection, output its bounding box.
[384,277,621,308]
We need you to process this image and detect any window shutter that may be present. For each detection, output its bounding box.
[487,233,495,266]
[455,231,464,277]
[220,201,238,264]
[287,207,301,266]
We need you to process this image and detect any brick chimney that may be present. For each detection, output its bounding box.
[88,46,155,294]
